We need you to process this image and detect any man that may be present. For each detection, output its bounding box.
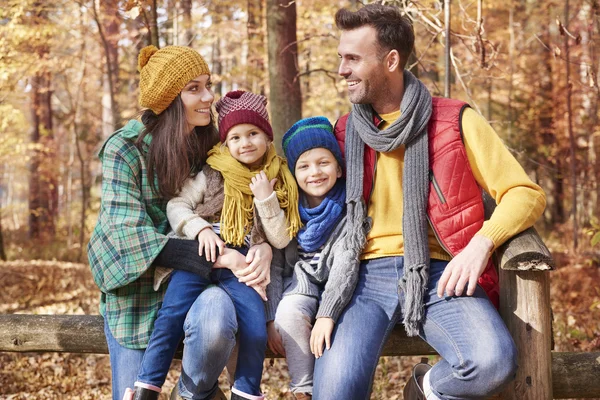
[311,4,546,400]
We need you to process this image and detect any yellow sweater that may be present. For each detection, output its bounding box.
[361,107,546,260]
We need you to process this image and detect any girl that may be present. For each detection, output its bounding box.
[267,117,370,400]
[128,90,301,400]
[88,45,269,400]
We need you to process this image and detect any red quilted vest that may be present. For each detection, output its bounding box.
[333,97,500,307]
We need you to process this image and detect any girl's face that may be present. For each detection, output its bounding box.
[294,147,342,208]
[180,74,214,131]
[225,124,271,168]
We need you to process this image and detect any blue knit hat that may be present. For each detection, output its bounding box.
[282,116,343,174]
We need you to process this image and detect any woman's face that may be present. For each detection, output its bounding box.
[180,74,214,130]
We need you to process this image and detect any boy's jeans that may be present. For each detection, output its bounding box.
[313,257,517,400]
[104,286,237,400]
[136,267,267,397]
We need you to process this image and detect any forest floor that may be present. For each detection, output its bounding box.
[1,245,599,399]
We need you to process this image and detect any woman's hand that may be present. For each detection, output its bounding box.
[249,171,277,201]
[267,321,286,356]
[236,242,273,287]
[310,317,335,358]
[197,227,225,262]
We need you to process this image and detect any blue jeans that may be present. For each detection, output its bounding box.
[137,268,267,396]
[104,286,237,400]
[313,257,517,400]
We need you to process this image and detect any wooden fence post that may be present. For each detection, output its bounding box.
[499,269,553,399]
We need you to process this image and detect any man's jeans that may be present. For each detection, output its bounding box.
[104,286,237,400]
[137,268,267,397]
[313,257,517,400]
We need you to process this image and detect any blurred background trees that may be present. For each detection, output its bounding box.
[0,0,598,262]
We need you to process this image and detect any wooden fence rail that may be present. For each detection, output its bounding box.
[1,314,599,399]
[2,196,598,399]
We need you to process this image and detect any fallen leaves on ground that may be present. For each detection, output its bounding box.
[1,251,598,399]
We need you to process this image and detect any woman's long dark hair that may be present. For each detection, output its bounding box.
[137,95,219,199]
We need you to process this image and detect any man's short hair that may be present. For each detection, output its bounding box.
[335,3,415,70]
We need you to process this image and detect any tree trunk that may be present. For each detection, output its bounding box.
[564,0,578,249]
[266,0,302,154]
[181,0,193,46]
[212,36,223,97]
[150,0,159,47]
[29,69,57,239]
[443,0,451,97]
[0,193,6,261]
[94,0,121,138]
[247,0,265,95]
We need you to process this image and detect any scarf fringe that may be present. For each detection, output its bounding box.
[401,263,429,336]
[344,70,433,335]
[207,143,301,247]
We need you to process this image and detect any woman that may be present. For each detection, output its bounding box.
[87,45,273,400]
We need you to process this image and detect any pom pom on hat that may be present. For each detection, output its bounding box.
[282,116,343,174]
[137,45,158,72]
[138,45,210,115]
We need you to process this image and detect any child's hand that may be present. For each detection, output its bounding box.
[250,282,268,301]
[197,227,225,262]
[310,317,335,358]
[213,247,248,270]
[249,171,277,201]
[267,321,286,356]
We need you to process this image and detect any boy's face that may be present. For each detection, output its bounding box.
[226,124,271,168]
[295,147,342,208]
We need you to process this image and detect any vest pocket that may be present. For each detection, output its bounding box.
[429,171,447,205]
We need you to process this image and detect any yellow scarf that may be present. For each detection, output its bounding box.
[206,143,301,247]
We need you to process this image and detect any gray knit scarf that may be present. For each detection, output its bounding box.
[345,70,433,336]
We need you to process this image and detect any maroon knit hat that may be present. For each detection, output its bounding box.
[215,90,273,142]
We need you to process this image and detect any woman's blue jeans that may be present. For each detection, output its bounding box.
[137,267,267,397]
[313,257,517,400]
[104,285,237,400]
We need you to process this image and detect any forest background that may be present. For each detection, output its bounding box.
[1,0,599,398]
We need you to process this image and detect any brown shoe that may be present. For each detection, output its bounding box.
[293,394,312,400]
[403,358,432,400]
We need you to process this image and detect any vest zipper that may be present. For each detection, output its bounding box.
[426,215,454,257]
[429,170,447,204]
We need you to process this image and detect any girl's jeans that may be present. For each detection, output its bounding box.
[313,257,518,400]
[104,286,237,400]
[137,266,267,397]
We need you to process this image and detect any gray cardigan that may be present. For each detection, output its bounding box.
[266,214,370,322]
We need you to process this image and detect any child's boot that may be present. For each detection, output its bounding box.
[132,387,160,400]
[121,383,161,400]
[230,388,265,400]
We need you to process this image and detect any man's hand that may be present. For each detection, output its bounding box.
[249,171,277,201]
[267,321,286,356]
[236,242,273,287]
[437,235,494,298]
[310,317,335,358]
[197,227,225,262]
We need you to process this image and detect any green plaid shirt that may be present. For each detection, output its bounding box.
[88,119,169,349]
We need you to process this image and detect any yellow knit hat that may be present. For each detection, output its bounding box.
[138,45,211,115]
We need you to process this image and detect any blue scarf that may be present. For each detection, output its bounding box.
[297,180,346,252]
